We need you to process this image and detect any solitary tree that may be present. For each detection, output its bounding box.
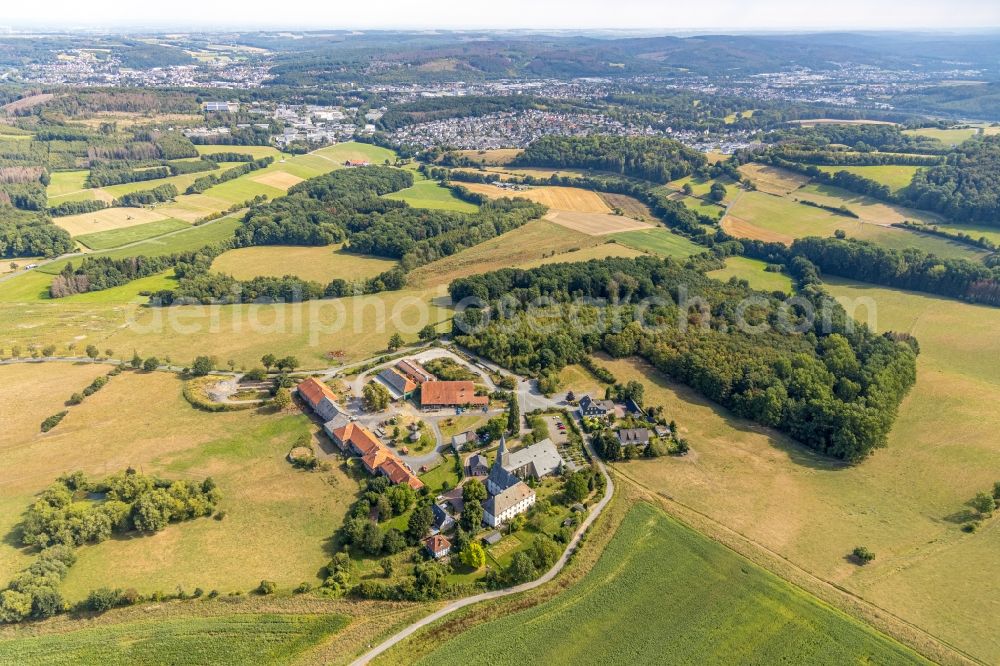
[463,478,487,504]
[506,396,520,435]
[460,542,486,569]
[461,499,484,532]
[277,356,299,372]
[972,491,996,516]
[418,325,438,342]
[142,357,159,372]
[85,345,99,361]
[388,333,404,351]
[191,356,215,376]
[852,546,875,565]
[407,504,434,542]
[261,353,276,371]
[130,351,143,369]
[363,381,391,412]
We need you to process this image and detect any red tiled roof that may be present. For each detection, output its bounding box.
[424,533,451,554]
[331,422,382,456]
[420,381,489,407]
[396,359,435,385]
[297,377,337,408]
[379,457,425,490]
[362,447,394,473]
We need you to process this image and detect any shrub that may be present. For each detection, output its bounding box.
[256,580,277,595]
[85,587,122,612]
[852,546,875,564]
[142,357,160,372]
[293,582,313,594]
[40,411,68,433]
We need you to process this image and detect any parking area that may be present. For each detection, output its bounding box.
[543,414,585,469]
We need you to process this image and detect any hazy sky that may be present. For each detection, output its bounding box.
[3,0,1000,31]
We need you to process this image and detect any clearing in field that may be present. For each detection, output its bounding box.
[211,244,399,284]
[593,277,1000,664]
[53,207,174,237]
[516,243,646,269]
[544,210,653,236]
[737,163,810,196]
[610,228,703,258]
[251,170,304,189]
[666,175,736,204]
[74,218,190,250]
[194,145,284,160]
[708,256,793,293]
[597,192,655,221]
[416,503,923,665]
[460,183,611,213]
[383,179,479,213]
[0,367,358,599]
[311,142,398,166]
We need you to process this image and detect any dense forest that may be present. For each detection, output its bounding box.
[899,136,1000,224]
[511,135,706,183]
[0,209,73,258]
[450,255,917,462]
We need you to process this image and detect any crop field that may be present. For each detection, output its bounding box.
[737,164,810,196]
[609,228,703,258]
[544,210,653,236]
[211,244,399,283]
[815,164,921,193]
[722,189,985,260]
[75,218,190,250]
[595,279,1000,664]
[461,183,610,213]
[0,366,359,599]
[383,179,479,212]
[417,503,922,665]
[0,613,350,666]
[708,256,793,293]
[194,145,285,160]
[53,207,177,236]
[902,127,977,146]
[251,170,304,189]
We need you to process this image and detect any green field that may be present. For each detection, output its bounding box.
[311,142,398,165]
[708,256,793,293]
[46,170,90,197]
[384,179,478,212]
[194,145,286,160]
[610,228,704,258]
[0,613,349,665]
[75,218,190,250]
[902,127,977,146]
[211,244,399,283]
[725,188,985,260]
[417,503,923,665]
[816,164,922,193]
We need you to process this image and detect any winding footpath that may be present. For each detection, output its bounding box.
[349,414,614,666]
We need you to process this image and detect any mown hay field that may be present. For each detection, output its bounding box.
[816,164,921,194]
[544,210,653,236]
[460,183,610,213]
[211,244,399,284]
[417,503,924,665]
[383,179,479,212]
[75,218,190,250]
[610,227,703,258]
[53,207,179,237]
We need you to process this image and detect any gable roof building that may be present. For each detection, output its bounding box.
[579,394,615,417]
[421,381,488,408]
[396,359,435,385]
[297,378,338,411]
[424,534,451,559]
[618,428,650,447]
[376,367,417,399]
[484,481,536,527]
[431,503,455,533]
[329,422,382,456]
[486,436,565,495]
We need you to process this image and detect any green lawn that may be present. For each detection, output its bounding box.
[708,256,793,293]
[384,179,478,212]
[610,228,704,258]
[902,127,977,146]
[418,457,462,494]
[47,170,90,197]
[418,503,926,665]
[75,219,190,250]
[311,142,398,165]
[0,613,349,666]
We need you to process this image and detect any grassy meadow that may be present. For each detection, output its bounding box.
[815,164,922,193]
[708,256,793,293]
[75,218,190,250]
[414,503,924,665]
[610,227,704,258]
[0,366,359,600]
[383,178,478,213]
[211,245,399,283]
[586,276,1000,663]
[902,127,978,146]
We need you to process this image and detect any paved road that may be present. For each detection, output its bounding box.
[349,412,612,666]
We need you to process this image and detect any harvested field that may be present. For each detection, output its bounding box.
[53,207,174,237]
[720,216,793,244]
[738,164,810,196]
[2,93,54,113]
[251,170,304,189]
[461,183,611,213]
[598,192,655,221]
[545,210,652,236]
[211,244,399,283]
[455,148,522,165]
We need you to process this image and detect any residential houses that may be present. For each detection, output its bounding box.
[617,428,650,448]
[431,503,455,534]
[450,430,480,452]
[420,381,488,409]
[424,534,451,560]
[579,394,615,418]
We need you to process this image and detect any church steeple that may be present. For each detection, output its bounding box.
[496,434,509,468]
